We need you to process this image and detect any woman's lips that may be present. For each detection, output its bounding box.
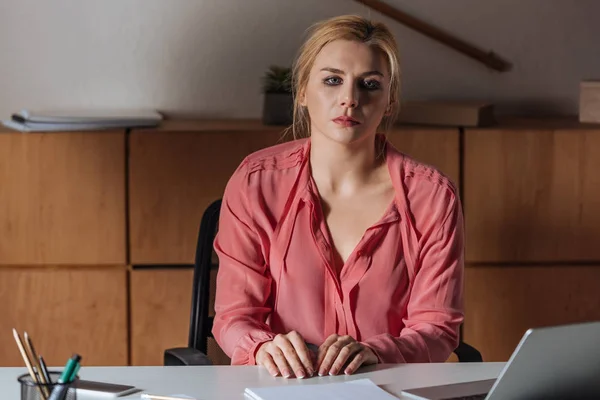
[333,117,360,127]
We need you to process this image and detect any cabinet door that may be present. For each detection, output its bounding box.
[130,268,230,365]
[387,128,460,186]
[464,128,600,262]
[0,132,126,265]
[0,267,128,366]
[129,130,282,264]
[464,265,600,361]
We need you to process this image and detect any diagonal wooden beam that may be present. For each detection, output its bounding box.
[355,0,512,72]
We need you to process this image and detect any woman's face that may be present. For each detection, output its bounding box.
[301,39,391,146]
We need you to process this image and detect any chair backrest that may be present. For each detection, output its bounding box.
[188,199,222,354]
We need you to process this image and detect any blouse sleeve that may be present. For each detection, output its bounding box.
[362,191,465,363]
[211,163,276,365]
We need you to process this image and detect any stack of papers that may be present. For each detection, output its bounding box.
[244,378,398,400]
[2,109,163,132]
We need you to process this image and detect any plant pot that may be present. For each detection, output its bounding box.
[262,92,293,126]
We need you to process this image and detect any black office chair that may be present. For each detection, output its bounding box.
[164,199,222,366]
[164,199,483,365]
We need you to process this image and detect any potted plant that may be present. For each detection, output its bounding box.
[261,65,294,126]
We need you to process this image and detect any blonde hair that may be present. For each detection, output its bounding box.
[287,15,401,140]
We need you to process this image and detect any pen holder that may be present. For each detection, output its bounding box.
[18,371,77,400]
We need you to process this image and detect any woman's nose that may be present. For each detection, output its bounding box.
[339,86,358,108]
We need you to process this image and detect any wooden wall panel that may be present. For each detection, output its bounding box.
[464,128,600,262]
[387,128,460,186]
[129,126,283,264]
[131,268,230,365]
[0,267,128,366]
[0,132,126,265]
[464,265,600,362]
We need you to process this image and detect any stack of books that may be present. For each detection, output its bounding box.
[2,109,163,132]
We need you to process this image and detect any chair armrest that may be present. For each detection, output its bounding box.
[454,341,483,362]
[164,347,213,366]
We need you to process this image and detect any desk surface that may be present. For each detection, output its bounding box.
[0,362,506,399]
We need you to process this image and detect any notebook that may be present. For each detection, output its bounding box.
[13,109,163,124]
[244,378,397,400]
[2,108,163,132]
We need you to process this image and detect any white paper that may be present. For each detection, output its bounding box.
[2,119,159,132]
[16,108,163,123]
[244,378,397,400]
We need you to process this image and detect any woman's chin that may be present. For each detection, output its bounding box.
[322,125,374,145]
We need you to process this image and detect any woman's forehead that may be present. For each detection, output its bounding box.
[312,39,389,76]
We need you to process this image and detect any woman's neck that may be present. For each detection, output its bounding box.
[309,133,384,196]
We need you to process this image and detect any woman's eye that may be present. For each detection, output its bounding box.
[362,79,381,90]
[324,76,342,85]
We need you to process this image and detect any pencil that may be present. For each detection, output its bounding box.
[12,329,47,400]
[24,332,50,398]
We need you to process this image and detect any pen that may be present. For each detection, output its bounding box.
[48,354,82,400]
[39,356,52,384]
[12,329,47,400]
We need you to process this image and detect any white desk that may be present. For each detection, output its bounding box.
[1,363,505,399]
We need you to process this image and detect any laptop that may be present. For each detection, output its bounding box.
[401,321,600,400]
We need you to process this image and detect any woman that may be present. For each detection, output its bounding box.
[212,15,464,379]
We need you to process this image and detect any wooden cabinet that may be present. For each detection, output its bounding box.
[0,132,126,265]
[387,128,460,186]
[130,268,229,365]
[464,124,600,263]
[128,121,284,265]
[0,267,128,366]
[464,265,600,362]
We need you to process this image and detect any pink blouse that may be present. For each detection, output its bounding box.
[212,137,464,365]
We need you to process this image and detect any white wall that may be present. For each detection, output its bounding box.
[1,0,598,119]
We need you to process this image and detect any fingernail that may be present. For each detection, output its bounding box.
[283,368,292,378]
[329,369,337,376]
[307,368,314,376]
[344,368,351,375]
[318,369,325,377]
[296,370,305,379]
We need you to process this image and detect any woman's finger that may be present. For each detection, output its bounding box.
[343,349,367,375]
[329,342,362,375]
[274,335,306,378]
[316,334,339,369]
[258,352,280,377]
[270,345,293,378]
[287,332,314,376]
[318,338,350,376]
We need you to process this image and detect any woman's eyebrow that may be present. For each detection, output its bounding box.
[320,67,384,77]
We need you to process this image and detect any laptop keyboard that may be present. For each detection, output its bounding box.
[443,394,487,400]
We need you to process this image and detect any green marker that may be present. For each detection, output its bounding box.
[48,354,82,400]
[57,354,81,383]
[67,362,81,383]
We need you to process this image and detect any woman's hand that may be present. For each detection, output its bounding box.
[316,334,378,376]
[255,331,315,378]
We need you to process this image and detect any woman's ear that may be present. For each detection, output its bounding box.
[299,90,307,107]
[384,101,395,116]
